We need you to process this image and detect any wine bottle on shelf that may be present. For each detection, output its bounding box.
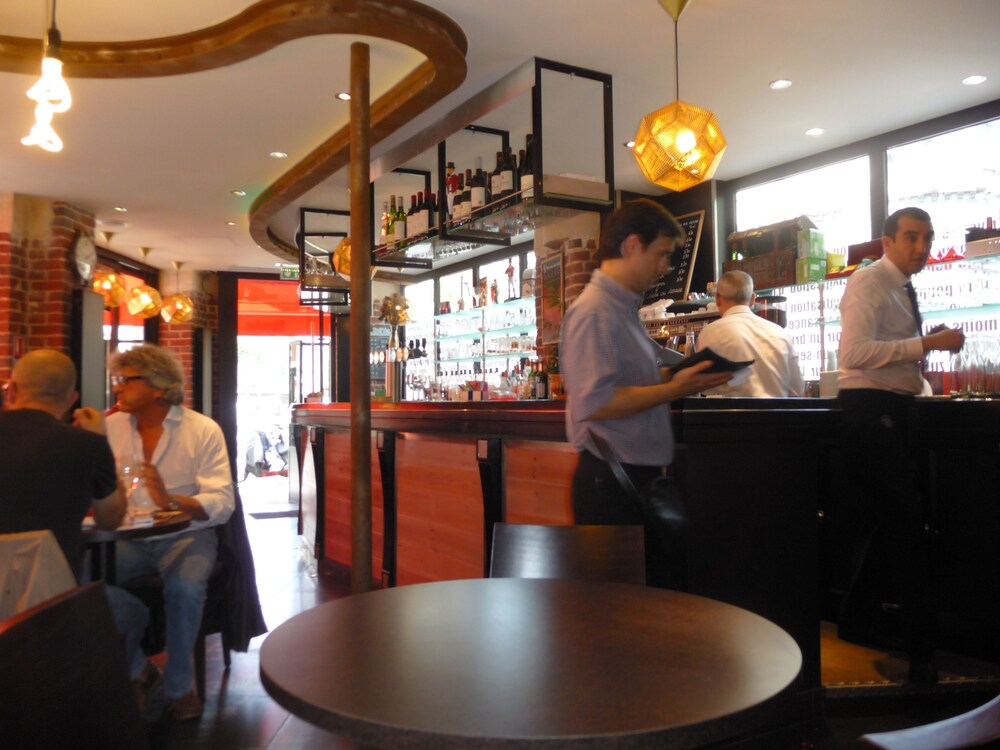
[380,200,390,246]
[394,195,407,243]
[453,173,466,221]
[387,196,397,247]
[535,365,548,400]
[520,134,535,200]
[470,157,486,212]
[490,151,504,203]
[426,193,437,231]
[499,147,516,198]
[445,161,459,217]
[461,169,473,214]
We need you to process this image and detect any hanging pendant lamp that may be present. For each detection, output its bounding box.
[633,0,727,192]
[161,261,196,323]
[93,271,127,307]
[126,247,162,319]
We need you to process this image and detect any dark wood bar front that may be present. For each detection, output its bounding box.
[292,397,1000,733]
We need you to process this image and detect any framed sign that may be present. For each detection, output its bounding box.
[642,210,705,306]
[540,253,564,344]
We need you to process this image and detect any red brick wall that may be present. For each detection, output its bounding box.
[158,284,220,412]
[0,196,92,382]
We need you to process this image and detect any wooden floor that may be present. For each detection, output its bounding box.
[147,488,1000,749]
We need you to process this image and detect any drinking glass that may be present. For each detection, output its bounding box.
[118,454,154,515]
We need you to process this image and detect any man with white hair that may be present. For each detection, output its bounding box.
[106,344,234,721]
[697,270,804,398]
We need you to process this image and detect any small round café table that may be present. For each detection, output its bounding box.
[260,578,802,750]
[83,511,191,584]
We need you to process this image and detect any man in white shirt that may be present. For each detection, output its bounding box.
[106,345,234,720]
[835,207,964,684]
[696,270,804,398]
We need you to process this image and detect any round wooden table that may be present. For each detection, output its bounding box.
[83,511,191,584]
[260,578,802,749]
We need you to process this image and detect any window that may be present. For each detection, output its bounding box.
[887,119,1000,256]
[735,156,872,256]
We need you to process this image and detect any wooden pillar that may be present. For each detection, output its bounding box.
[349,42,373,594]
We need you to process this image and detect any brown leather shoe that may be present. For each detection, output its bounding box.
[132,662,162,719]
[170,692,204,721]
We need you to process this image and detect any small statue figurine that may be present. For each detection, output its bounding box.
[490,279,499,305]
[506,258,516,300]
[478,277,488,307]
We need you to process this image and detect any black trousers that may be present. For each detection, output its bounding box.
[571,450,662,525]
[836,388,934,658]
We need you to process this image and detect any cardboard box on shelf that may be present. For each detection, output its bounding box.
[796,257,827,284]
[724,249,796,290]
[826,252,847,274]
[797,228,825,259]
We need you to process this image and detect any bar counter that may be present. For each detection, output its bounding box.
[291,396,1000,725]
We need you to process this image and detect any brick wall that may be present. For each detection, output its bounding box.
[0,194,93,382]
[158,282,220,411]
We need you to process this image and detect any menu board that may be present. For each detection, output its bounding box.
[642,210,705,306]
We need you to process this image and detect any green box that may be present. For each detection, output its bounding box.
[796,256,826,284]
[797,228,825,259]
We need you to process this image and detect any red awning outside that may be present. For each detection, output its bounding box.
[237,279,325,337]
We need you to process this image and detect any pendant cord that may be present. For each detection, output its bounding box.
[674,20,680,101]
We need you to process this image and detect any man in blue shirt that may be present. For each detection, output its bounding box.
[561,199,731,525]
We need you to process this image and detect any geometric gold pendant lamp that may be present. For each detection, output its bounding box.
[633,0,727,192]
[160,261,195,324]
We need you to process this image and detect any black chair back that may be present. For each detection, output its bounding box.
[0,582,149,749]
[489,523,646,585]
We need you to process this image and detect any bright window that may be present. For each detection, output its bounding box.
[735,156,872,256]
[887,119,1000,256]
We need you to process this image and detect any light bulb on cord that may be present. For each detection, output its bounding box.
[22,2,72,152]
[675,128,696,154]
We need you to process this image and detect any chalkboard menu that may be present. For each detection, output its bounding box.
[642,210,705,306]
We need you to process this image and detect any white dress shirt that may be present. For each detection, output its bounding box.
[837,256,925,395]
[696,305,804,398]
[106,405,235,533]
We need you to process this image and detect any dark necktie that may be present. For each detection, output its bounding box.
[903,281,923,335]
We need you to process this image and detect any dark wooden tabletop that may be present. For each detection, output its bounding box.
[259,578,802,749]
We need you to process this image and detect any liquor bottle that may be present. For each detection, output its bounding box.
[461,169,473,213]
[490,151,504,202]
[410,192,423,234]
[445,161,459,217]
[453,173,466,221]
[499,147,516,198]
[535,365,548,400]
[394,195,407,243]
[387,196,397,247]
[470,157,486,211]
[520,134,534,199]
[426,193,437,231]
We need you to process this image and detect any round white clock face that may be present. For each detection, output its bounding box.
[74,233,97,283]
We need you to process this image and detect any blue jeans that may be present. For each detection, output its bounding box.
[116,529,218,699]
[104,584,150,681]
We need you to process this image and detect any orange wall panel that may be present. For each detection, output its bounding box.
[504,440,577,525]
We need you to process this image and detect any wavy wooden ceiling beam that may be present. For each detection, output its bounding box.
[0,0,468,263]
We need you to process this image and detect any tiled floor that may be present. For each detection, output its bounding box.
[148,489,999,749]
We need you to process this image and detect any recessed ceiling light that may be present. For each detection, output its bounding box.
[114,206,128,212]
[230,189,247,196]
[624,140,636,149]
[805,127,825,137]
[226,221,237,226]
[269,151,288,159]
[336,92,351,101]
[769,79,793,90]
[962,74,987,86]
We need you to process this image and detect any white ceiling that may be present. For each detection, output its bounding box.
[1,0,997,274]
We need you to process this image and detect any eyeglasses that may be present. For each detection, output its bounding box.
[111,375,146,387]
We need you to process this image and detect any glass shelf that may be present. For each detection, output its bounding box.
[375,191,581,266]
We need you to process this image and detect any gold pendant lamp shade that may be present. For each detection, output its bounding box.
[126,284,162,318]
[633,0,726,192]
[92,271,126,307]
[634,100,727,192]
[161,260,195,323]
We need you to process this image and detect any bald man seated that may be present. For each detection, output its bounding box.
[0,350,157,711]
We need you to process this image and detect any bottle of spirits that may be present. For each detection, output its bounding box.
[499,147,516,198]
[520,134,535,200]
[470,157,486,212]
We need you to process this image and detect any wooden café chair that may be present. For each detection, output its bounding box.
[0,582,149,749]
[489,522,646,585]
[859,693,1000,749]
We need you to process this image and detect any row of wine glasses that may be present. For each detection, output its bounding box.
[949,332,999,399]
